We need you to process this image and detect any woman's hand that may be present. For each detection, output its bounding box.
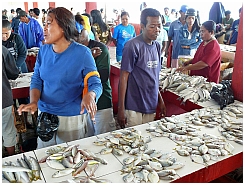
[176,67,188,73]
[91,47,102,58]
[17,102,38,115]
[80,91,97,122]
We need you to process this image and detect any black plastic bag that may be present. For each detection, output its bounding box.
[210,80,234,109]
[36,112,59,142]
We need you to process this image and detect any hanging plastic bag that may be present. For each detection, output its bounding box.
[210,80,234,109]
[36,112,59,142]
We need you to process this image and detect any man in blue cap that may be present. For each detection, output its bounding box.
[165,5,188,68]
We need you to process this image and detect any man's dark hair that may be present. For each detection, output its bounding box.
[16,8,22,13]
[140,8,161,27]
[33,8,40,16]
[2,19,12,29]
[225,10,231,16]
[42,9,47,14]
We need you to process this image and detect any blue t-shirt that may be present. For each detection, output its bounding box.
[113,24,136,56]
[30,41,102,116]
[168,19,183,59]
[121,35,161,114]
[230,19,239,45]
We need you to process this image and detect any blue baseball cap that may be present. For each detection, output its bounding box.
[180,5,188,13]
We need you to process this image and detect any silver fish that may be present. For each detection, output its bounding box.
[2,165,32,173]
[46,159,66,170]
[157,169,176,177]
[123,171,134,183]
[52,168,75,178]
[148,170,159,183]
[100,147,113,155]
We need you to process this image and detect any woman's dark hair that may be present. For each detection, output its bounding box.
[81,13,97,37]
[202,20,216,33]
[48,7,79,41]
[90,9,107,32]
[2,19,12,29]
[140,8,161,27]
[185,14,200,33]
[121,11,129,18]
[161,14,166,25]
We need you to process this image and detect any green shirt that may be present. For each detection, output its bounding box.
[87,40,112,110]
[222,17,234,30]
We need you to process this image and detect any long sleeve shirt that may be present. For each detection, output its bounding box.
[2,46,19,108]
[31,41,102,116]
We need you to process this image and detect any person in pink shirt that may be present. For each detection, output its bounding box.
[176,20,221,83]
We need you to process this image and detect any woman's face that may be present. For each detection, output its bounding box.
[121,15,129,26]
[186,16,195,26]
[43,13,64,44]
[2,27,11,41]
[200,25,212,41]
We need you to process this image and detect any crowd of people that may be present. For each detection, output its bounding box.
[2,4,242,156]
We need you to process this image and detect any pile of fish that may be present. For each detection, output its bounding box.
[159,68,216,104]
[2,154,41,183]
[38,144,108,180]
[145,120,235,167]
[146,118,201,138]
[93,128,152,156]
[218,103,243,144]
[121,150,184,183]
[186,104,243,144]
[174,132,234,162]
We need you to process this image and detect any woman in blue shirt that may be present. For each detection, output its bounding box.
[179,8,202,57]
[112,11,136,62]
[18,7,102,149]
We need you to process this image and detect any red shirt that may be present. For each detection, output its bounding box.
[190,39,221,83]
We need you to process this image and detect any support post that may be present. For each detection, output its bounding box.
[231,6,243,101]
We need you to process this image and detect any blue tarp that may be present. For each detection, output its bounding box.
[209,2,225,24]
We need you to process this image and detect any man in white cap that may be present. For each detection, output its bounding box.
[165,5,188,68]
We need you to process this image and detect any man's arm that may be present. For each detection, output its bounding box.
[117,70,130,128]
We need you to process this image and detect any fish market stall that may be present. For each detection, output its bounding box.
[2,101,242,183]
[10,72,33,99]
[110,63,219,117]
